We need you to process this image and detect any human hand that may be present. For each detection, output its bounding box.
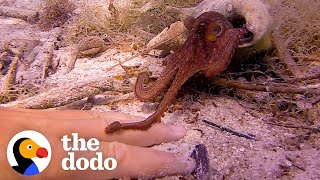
[0,107,195,179]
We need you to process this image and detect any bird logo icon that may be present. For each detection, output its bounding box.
[7,130,51,176]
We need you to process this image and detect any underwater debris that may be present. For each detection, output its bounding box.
[0,38,40,103]
[65,36,109,74]
[38,0,75,31]
[0,56,18,103]
[64,46,78,74]
[64,4,111,45]
[211,78,320,95]
[272,32,303,78]
[0,6,39,22]
[55,92,134,110]
[41,42,54,80]
[270,0,320,58]
[266,122,320,133]
[1,79,113,109]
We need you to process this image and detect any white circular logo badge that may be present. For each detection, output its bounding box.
[7,130,52,176]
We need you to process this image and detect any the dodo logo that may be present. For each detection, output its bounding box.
[7,130,51,176]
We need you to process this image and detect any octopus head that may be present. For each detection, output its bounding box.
[184,11,251,46]
[184,12,233,42]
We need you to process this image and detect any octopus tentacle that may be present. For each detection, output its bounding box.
[152,68,197,116]
[105,68,197,133]
[134,68,178,101]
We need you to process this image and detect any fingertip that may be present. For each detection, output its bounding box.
[167,124,187,140]
[175,155,197,174]
[98,142,196,179]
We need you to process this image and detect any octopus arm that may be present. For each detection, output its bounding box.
[134,66,178,101]
[106,67,198,132]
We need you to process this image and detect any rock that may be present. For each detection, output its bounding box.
[77,36,107,58]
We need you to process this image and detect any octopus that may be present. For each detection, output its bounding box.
[105,11,249,133]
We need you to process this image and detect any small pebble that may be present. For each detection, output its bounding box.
[111,105,119,111]
[141,103,157,114]
[284,160,293,167]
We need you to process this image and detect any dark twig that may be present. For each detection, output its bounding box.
[202,120,257,140]
[65,46,78,74]
[54,92,134,110]
[312,97,320,106]
[285,156,305,171]
[287,72,320,83]
[211,78,320,95]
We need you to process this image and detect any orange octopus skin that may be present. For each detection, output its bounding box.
[105,11,248,133]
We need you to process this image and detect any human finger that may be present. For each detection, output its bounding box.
[2,108,187,146]
[43,141,195,179]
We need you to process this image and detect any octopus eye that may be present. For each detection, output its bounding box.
[209,23,223,37]
[205,23,223,42]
